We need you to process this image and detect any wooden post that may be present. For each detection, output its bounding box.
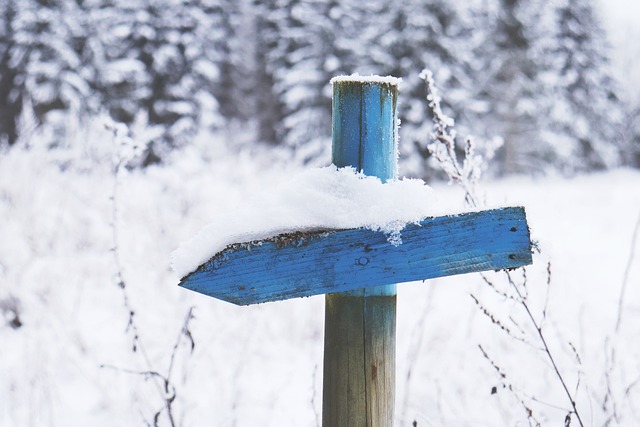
[323,76,399,427]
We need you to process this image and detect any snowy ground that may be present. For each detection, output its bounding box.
[1,125,639,426]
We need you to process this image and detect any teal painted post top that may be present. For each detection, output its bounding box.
[331,76,400,181]
[331,75,400,296]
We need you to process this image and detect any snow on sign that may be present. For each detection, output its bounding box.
[178,207,530,305]
[176,75,532,305]
[176,75,533,426]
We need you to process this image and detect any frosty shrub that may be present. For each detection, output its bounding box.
[420,69,591,426]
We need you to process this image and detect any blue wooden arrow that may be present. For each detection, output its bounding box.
[178,206,531,305]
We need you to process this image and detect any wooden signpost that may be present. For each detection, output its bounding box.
[178,76,533,426]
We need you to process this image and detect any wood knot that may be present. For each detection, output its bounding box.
[356,257,369,266]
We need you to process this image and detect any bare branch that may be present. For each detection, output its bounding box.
[615,208,640,333]
[106,122,194,427]
[470,294,528,344]
[422,70,585,427]
[168,306,196,380]
[478,345,542,426]
[505,270,585,427]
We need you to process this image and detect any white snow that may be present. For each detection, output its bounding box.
[2,121,640,427]
[330,74,402,86]
[171,165,436,278]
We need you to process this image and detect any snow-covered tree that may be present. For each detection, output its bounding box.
[548,0,622,171]
[436,0,624,175]
[91,0,226,163]
[251,0,287,146]
[0,0,93,145]
[0,1,20,145]
[460,0,557,175]
[270,0,340,160]
[250,0,470,169]
[621,101,640,167]
[0,0,629,175]
[212,0,254,124]
[391,0,468,179]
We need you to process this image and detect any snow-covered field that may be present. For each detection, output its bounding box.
[1,124,639,426]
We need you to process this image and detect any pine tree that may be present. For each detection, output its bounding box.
[457,0,557,175]
[549,0,622,171]
[0,0,92,145]
[92,0,225,163]
[212,0,254,123]
[248,0,469,170]
[272,0,339,160]
[0,0,20,145]
[391,0,467,179]
[88,0,151,125]
[621,101,640,167]
[251,0,286,146]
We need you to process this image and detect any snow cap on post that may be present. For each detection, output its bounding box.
[330,74,402,87]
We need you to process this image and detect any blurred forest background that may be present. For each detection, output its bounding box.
[1,0,638,177]
[2,1,640,426]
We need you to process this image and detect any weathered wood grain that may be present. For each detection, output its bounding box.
[178,207,532,305]
[324,77,398,427]
[323,294,396,427]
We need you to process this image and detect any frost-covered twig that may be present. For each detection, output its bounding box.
[478,345,542,427]
[615,208,640,333]
[311,364,320,427]
[105,119,195,426]
[100,306,196,427]
[470,293,529,345]
[602,208,640,424]
[419,69,501,208]
[420,70,584,427]
[540,262,552,329]
[101,365,177,426]
[167,307,196,380]
[506,271,585,427]
[106,119,145,354]
[479,270,585,426]
[602,338,621,425]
